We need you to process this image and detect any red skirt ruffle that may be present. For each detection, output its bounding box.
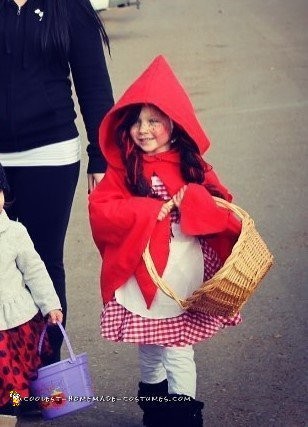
[0,313,48,407]
[101,298,241,347]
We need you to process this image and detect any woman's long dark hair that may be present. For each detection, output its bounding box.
[40,0,110,55]
[115,104,225,199]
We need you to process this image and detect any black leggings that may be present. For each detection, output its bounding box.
[4,162,80,364]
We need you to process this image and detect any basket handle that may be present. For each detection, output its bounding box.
[142,197,249,308]
[142,241,186,309]
[38,321,76,362]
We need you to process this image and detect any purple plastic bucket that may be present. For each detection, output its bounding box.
[30,322,93,420]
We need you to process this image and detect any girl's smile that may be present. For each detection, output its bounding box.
[130,105,172,155]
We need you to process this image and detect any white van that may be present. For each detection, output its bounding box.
[90,0,140,11]
[90,0,108,10]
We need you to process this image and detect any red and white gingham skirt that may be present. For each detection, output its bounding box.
[101,299,241,347]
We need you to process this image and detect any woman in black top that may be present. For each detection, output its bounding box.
[0,0,114,364]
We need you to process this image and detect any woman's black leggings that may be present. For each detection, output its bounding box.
[4,162,80,364]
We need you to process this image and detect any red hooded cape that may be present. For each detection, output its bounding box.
[89,55,241,308]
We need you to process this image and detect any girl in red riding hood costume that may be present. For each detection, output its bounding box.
[89,55,242,427]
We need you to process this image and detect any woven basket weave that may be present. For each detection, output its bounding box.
[142,197,274,317]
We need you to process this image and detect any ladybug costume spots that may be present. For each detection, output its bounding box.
[0,313,50,407]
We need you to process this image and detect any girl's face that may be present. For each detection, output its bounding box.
[129,105,172,156]
[0,190,4,213]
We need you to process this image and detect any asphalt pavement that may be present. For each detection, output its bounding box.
[18,0,307,426]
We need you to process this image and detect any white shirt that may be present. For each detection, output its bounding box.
[0,137,81,167]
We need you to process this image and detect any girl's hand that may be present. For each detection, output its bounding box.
[157,199,175,221]
[172,185,187,208]
[47,310,63,325]
[88,173,105,194]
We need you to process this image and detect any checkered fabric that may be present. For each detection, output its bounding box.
[101,177,241,346]
[101,299,241,346]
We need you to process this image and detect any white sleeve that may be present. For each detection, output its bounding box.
[15,223,61,316]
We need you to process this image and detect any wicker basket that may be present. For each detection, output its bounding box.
[142,197,274,317]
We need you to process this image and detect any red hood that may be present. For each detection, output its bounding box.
[99,55,211,168]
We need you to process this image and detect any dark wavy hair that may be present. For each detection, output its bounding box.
[0,163,9,193]
[0,163,12,207]
[0,0,110,55]
[114,104,225,199]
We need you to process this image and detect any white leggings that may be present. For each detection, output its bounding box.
[138,344,197,398]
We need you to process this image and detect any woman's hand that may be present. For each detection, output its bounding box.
[88,173,105,194]
[172,185,187,208]
[47,310,63,325]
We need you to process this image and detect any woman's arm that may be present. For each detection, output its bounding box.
[68,0,114,174]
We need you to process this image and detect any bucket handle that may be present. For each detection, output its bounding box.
[38,321,77,363]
